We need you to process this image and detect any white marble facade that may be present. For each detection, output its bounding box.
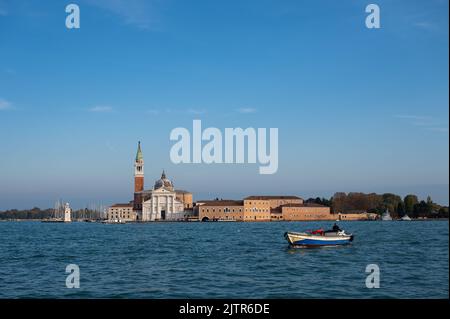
[141,187,185,221]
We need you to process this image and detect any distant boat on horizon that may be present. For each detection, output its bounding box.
[400,214,412,221]
[381,209,393,221]
[41,200,72,223]
[41,200,65,223]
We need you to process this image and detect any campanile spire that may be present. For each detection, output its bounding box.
[134,141,144,193]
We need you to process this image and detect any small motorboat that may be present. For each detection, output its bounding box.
[400,214,412,221]
[381,209,393,221]
[284,228,354,247]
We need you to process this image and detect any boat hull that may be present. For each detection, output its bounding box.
[284,232,354,247]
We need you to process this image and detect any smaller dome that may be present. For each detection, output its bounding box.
[154,170,174,190]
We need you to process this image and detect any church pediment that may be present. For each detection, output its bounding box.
[152,187,174,194]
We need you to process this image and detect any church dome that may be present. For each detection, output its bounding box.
[154,170,174,190]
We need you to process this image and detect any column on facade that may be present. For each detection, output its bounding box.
[154,195,157,220]
[150,196,153,221]
[172,195,175,214]
[157,195,160,220]
[164,195,168,219]
[153,195,156,220]
[149,195,155,220]
[154,195,158,220]
[142,201,147,221]
[142,202,146,221]
[167,195,171,214]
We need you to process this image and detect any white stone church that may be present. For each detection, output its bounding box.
[138,171,186,221]
[132,142,192,221]
[108,142,193,222]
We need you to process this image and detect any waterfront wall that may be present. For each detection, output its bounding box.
[281,205,333,221]
[197,198,334,221]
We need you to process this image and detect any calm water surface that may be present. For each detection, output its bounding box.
[0,221,448,298]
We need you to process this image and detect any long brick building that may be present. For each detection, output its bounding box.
[196,196,333,221]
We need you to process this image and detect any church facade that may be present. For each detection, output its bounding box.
[132,142,192,221]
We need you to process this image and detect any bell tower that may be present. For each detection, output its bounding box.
[134,141,144,193]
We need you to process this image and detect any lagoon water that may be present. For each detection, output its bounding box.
[0,221,448,298]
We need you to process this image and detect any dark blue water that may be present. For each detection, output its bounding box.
[0,221,448,298]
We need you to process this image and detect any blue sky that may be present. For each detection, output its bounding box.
[0,0,448,209]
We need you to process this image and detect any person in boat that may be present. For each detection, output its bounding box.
[332,223,341,232]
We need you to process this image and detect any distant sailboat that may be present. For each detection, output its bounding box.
[55,200,63,219]
[381,209,392,221]
[42,200,65,222]
[400,214,412,221]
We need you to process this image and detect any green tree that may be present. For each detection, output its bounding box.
[438,207,449,218]
[381,193,402,218]
[426,196,441,215]
[404,195,418,214]
[413,201,432,218]
[397,202,406,217]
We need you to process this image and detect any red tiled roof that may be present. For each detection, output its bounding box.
[281,203,328,208]
[196,200,244,206]
[110,203,133,208]
[244,196,303,200]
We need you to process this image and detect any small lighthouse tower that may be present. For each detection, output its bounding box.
[64,203,72,222]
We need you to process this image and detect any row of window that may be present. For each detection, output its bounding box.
[245,201,270,206]
[247,208,270,213]
[201,207,272,213]
[109,213,134,219]
[284,214,327,218]
[108,210,133,213]
[202,208,243,213]
[245,200,300,206]
[207,215,270,220]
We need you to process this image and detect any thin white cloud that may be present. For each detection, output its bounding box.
[89,105,113,113]
[237,108,257,114]
[426,127,449,133]
[395,114,448,133]
[0,98,11,110]
[413,21,439,31]
[146,108,207,115]
[187,108,206,115]
[394,115,431,120]
[0,0,7,16]
[147,109,159,115]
